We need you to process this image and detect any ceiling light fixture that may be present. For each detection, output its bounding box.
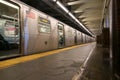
[68,12,76,20]
[56,1,69,13]
[52,0,57,2]
[51,0,94,36]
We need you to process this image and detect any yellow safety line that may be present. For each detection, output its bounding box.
[0,43,93,69]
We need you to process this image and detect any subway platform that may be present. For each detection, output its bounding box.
[0,42,110,80]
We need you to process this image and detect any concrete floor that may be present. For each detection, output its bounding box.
[0,43,95,80]
[78,45,110,80]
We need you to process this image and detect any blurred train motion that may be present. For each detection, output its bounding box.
[0,0,95,59]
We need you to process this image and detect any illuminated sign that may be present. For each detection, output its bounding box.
[38,17,50,24]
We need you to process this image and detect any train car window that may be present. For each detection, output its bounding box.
[38,17,51,33]
[0,0,20,59]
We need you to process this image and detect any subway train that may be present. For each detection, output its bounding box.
[0,0,95,59]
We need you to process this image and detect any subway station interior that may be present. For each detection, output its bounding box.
[0,0,120,80]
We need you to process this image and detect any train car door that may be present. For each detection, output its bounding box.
[0,1,21,59]
[74,30,77,44]
[58,23,65,48]
[81,33,83,43]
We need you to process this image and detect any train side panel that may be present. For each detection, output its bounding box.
[64,25,75,47]
[48,17,58,50]
[76,31,82,44]
[22,6,40,54]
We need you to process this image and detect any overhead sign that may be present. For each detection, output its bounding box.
[38,17,50,24]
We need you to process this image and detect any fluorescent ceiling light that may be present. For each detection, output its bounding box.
[53,0,94,36]
[56,1,69,13]
[52,0,57,2]
[67,1,82,5]
[68,12,93,36]
[74,10,83,13]
[68,12,76,20]
[76,20,93,35]
[79,15,86,18]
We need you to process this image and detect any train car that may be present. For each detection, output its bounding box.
[0,0,93,59]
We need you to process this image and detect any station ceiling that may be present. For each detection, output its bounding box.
[20,0,105,36]
[64,0,105,35]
